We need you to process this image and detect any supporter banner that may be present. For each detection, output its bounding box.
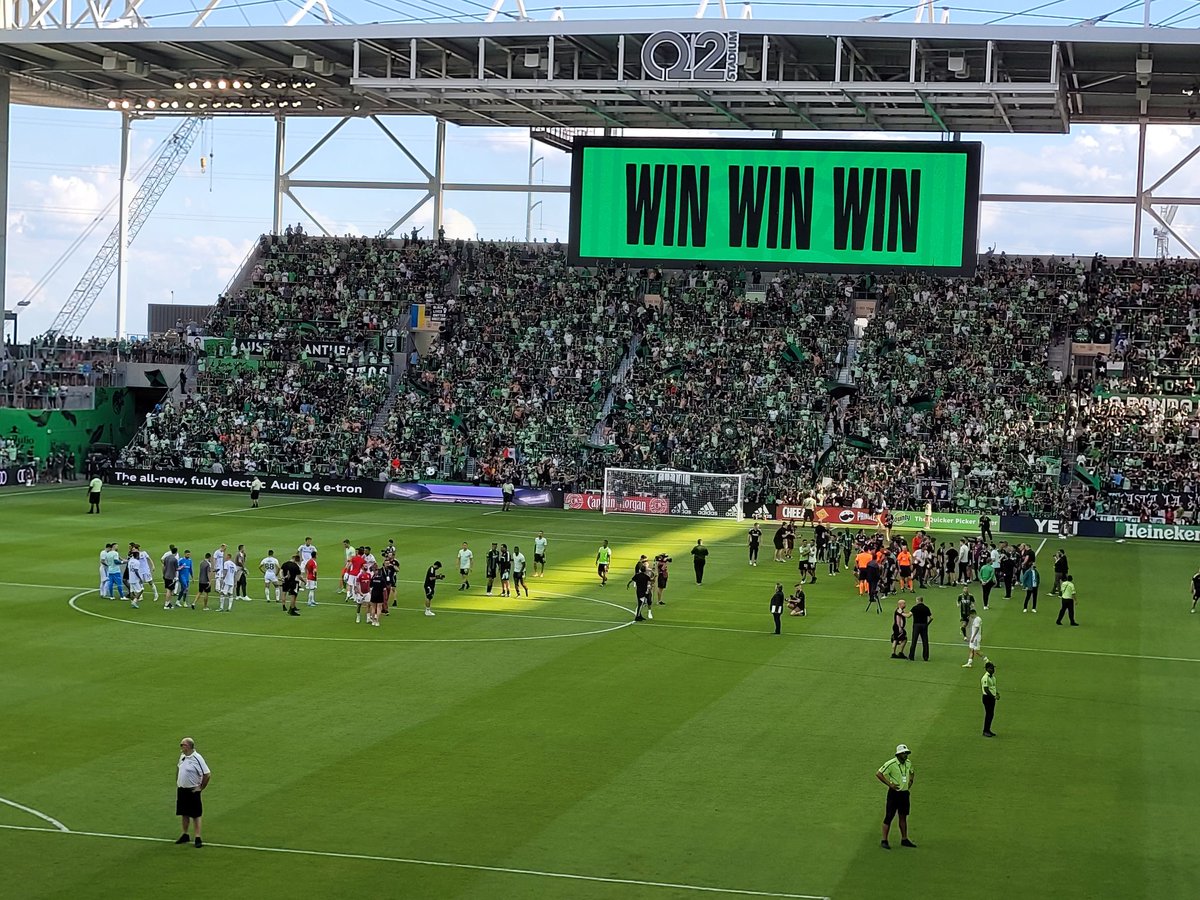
[1102,394,1200,414]
[0,464,38,489]
[0,388,138,465]
[999,516,1115,539]
[1107,489,1197,509]
[383,483,561,508]
[121,362,187,389]
[202,337,369,359]
[109,468,382,497]
[1115,521,1200,542]
[569,137,981,273]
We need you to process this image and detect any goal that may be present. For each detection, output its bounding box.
[602,468,748,520]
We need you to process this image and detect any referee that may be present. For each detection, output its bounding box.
[175,737,211,848]
[874,744,916,849]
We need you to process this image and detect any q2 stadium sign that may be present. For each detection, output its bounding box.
[569,138,982,273]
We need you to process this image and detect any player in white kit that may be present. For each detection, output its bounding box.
[213,544,227,582]
[219,557,238,611]
[137,545,158,602]
[260,551,281,603]
[126,546,144,609]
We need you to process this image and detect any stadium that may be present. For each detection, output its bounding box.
[1,2,1198,899]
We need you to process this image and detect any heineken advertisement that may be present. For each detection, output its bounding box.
[1115,521,1200,543]
[0,388,138,464]
[569,137,981,272]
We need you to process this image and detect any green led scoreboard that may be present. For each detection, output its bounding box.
[568,137,982,274]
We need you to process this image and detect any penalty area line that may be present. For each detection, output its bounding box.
[0,824,831,899]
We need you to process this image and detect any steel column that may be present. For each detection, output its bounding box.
[273,115,287,234]
[115,112,131,339]
[432,119,446,235]
[1133,119,1147,257]
[0,75,9,346]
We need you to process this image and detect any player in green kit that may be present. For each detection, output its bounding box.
[596,539,612,586]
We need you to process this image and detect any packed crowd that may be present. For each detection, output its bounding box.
[105,232,1200,522]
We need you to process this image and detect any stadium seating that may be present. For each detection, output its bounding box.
[80,234,1200,522]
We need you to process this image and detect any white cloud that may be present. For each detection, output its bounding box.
[21,170,116,236]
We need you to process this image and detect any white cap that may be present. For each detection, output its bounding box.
[895,744,911,755]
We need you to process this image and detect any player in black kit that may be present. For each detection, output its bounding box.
[629,563,653,621]
[423,561,444,617]
[748,523,762,566]
[485,542,500,596]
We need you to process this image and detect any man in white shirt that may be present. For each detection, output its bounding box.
[533,531,548,577]
[175,737,211,848]
[219,557,238,612]
[962,608,987,668]
[511,547,529,597]
[249,477,263,508]
[138,547,158,602]
[213,544,227,581]
[298,537,317,564]
[260,551,281,603]
[99,544,112,598]
[457,542,473,591]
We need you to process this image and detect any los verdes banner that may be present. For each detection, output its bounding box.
[569,138,981,273]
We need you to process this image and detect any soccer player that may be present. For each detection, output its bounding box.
[135,544,158,603]
[498,543,513,597]
[102,543,125,601]
[654,553,672,604]
[957,586,975,638]
[355,565,373,622]
[260,550,281,603]
[805,541,818,585]
[533,531,548,577]
[280,554,302,616]
[629,562,653,621]
[596,539,612,586]
[196,553,213,611]
[341,539,354,600]
[127,546,145,610]
[457,542,473,591]
[347,546,366,605]
[512,546,529,597]
[160,545,179,607]
[787,583,806,617]
[219,554,238,612]
[423,561,445,616]
[890,598,910,659]
[99,543,111,598]
[234,545,248,600]
[748,522,762,566]
[485,542,500,596]
[772,524,786,563]
[963,607,986,668]
[176,550,194,610]
[304,551,319,607]
[1193,566,1200,613]
[212,544,226,584]
[384,558,397,611]
[368,566,387,627]
[298,537,316,566]
[249,476,263,508]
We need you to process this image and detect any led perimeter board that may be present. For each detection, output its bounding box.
[568,137,982,274]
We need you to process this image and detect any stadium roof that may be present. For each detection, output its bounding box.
[3,19,1200,132]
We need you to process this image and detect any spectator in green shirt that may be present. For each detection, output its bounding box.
[874,744,916,849]
[978,560,996,610]
[1056,575,1078,626]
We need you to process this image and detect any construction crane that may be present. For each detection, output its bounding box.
[1154,204,1179,259]
[45,117,204,337]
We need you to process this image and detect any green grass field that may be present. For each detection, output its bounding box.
[1,485,1197,900]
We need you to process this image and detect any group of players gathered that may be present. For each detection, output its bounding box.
[94,531,553,629]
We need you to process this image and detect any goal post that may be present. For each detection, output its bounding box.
[602,468,748,520]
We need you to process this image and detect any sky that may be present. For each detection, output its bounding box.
[6,0,1200,339]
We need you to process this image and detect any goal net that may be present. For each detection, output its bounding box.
[602,468,748,520]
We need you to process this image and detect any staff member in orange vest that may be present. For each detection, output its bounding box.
[855,548,872,596]
[896,547,913,592]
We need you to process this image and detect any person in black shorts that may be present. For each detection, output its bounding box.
[423,561,444,617]
[384,558,397,612]
[890,598,910,658]
[654,553,671,604]
[748,523,762,566]
[197,553,213,611]
[368,566,387,627]
[787,583,806,617]
[281,554,302,616]
[772,524,786,563]
[485,542,499,596]
[979,513,993,543]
